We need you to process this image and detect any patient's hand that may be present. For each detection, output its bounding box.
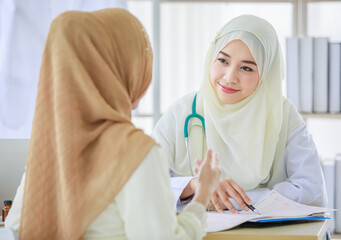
[180,177,197,200]
[194,159,252,214]
[192,149,221,208]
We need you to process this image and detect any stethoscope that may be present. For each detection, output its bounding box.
[184,93,205,176]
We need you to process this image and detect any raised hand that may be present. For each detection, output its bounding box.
[195,157,252,214]
[192,149,221,208]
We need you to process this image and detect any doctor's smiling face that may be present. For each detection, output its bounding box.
[210,39,259,104]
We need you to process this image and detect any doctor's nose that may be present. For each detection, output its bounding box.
[223,68,238,84]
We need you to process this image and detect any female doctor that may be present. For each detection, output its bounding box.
[153,14,327,213]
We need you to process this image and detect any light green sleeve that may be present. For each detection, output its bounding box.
[115,145,207,240]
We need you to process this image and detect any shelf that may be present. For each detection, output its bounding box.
[132,113,153,118]
[301,113,341,119]
[133,113,341,119]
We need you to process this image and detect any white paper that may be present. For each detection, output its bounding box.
[205,190,334,232]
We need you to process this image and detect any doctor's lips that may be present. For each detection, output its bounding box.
[218,83,239,94]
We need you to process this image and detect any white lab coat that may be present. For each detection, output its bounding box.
[5,146,207,240]
[153,92,328,210]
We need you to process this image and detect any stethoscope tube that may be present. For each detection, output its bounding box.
[184,93,205,176]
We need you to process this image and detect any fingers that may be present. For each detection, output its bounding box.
[211,193,224,213]
[220,179,250,211]
[204,148,213,165]
[230,180,252,205]
[206,200,216,211]
[195,158,203,166]
[213,152,220,169]
[194,149,213,175]
[194,158,203,174]
[223,183,248,211]
[197,149,249,214]
[216,187,239,214]
[213,153,221,178]
[197,149,219,169]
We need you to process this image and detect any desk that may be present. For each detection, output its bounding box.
[205,219,330,240]
[0,217,331,239]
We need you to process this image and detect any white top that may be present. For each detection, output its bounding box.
[153,93,328,210]
[5,146,207,240]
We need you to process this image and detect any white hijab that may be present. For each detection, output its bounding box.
[196,15,285,190]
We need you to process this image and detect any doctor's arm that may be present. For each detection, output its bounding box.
[227,124,327,210]
[271,124,327,207]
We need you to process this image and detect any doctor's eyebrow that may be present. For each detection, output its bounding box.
[219,51,257,66]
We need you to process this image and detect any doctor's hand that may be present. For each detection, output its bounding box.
[192,149,221,208]
[208,178,252,214]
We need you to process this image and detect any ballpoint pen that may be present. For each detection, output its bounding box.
[246,203,261,215]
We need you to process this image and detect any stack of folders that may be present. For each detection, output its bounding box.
[321,154,341,233]
[286,37,341,113]
[205,190,334,233]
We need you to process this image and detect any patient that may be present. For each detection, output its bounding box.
[5,9,221,239]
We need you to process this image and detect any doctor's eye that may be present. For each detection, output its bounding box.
[241,66,253,72]
[217,58,228,64]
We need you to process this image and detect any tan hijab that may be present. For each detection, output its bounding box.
[19,9,155,240]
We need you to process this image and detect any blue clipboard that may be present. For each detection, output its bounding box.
[249,215,330,223]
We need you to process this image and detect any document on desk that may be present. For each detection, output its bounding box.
[205,190,334,232]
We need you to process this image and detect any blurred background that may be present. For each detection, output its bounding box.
[0,0,341,235]
[1,0,341,159]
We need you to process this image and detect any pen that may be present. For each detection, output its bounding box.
[246,203,261,215]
